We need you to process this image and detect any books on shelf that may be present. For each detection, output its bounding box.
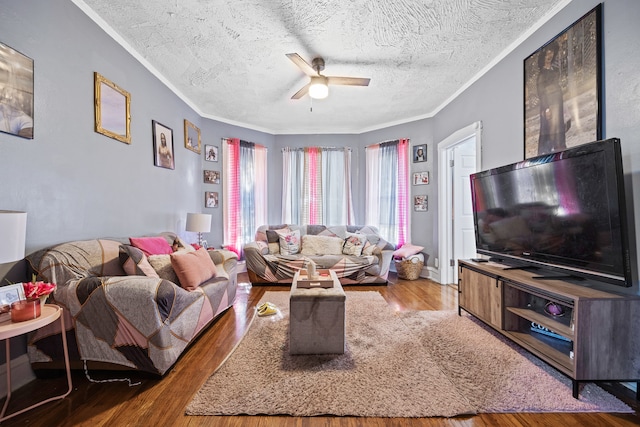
[530,322,571,342]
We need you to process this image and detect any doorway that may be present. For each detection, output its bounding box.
[437,122,482,285]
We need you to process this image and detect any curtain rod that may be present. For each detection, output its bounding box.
[281,147,352,152]
[365,138,410,149]
[221,137,267,150]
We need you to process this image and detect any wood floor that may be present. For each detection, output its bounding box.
[2,273,639,426]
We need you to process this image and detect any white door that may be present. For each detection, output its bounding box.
[451,137,477,283]
[437,122,482,286]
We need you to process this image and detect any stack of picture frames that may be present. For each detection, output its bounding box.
[412,144,429,212]
[203,143,219,208]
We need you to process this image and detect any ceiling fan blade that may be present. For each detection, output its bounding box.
[291,83,310,99]
[286,53,317,76]
[327,76,371,86]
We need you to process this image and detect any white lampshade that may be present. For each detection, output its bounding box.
[309,76,329,99]
[186,213,211,233]
[0,211,27,263]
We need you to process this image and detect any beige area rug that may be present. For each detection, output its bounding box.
[186,291,632,417]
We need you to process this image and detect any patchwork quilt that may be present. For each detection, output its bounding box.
[25,233,237,375]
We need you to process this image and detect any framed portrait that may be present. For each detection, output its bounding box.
[205,191,219,208]
[413,171,429,185]
[184,119,201,154]
[524,4,602,159]
[414,195,428,212]
[204,170,220,184]
[0,42,34,139]
[413,144,427,163]
[0,283,26,306]
[152,120,174,170]
[94,72,131,144]
[205,144,218,162]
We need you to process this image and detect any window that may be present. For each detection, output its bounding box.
[223,138,267,257]
[365,139,409,247]
[282,147,354,225]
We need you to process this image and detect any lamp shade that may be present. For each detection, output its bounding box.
[309,76,329,99]
[185,213,211,233]
[0,211,27,263]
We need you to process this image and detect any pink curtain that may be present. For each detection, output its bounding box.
[303,147,322,224]
[223,138,241,256]
[397,139,409,247]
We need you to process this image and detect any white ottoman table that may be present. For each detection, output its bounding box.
[289,270,346,355]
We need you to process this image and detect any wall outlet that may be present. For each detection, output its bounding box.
[434,258,439,268]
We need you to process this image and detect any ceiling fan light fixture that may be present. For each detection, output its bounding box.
[309,76,329,99]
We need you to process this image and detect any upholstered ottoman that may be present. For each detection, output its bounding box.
[289,270,346,355]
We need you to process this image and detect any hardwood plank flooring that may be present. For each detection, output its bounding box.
[1,273,638,426]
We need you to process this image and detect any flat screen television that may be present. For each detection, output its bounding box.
[470,138,631,287]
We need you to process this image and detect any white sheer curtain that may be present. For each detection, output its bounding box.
[365,139,409,246]
[282,147,354,225]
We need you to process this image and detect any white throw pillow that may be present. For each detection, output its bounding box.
[277,229,301,255]
[300,234,344,255]
[342,232,367,256]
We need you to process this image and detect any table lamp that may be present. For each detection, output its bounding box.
[0,211,27,264]
[185,213,211,248]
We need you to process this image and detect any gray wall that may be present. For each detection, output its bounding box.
[1,0,639,294]
[0,0,273,257]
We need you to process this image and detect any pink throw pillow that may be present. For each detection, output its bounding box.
[170,248,217,291]
[129,237,174,256]
[393,243,424,259]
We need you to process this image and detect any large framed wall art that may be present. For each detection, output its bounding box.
[0,41,34,139]
[523,4,602,159]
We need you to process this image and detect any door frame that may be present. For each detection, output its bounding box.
[437,121,483,285]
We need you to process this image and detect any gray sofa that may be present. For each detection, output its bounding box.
[244,224,394,285]
[25,232,237,376]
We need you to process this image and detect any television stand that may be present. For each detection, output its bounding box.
[531,274,584,281]
[458,259,640,399]
[502,265,539,272]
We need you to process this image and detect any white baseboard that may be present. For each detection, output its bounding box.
[0,355,36,398]
[426,266,440,283]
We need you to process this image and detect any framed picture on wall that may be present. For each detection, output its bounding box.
[523,4,602,159]
[414,195,428,212]
[205,191,219,208]
[205,144,218,162]
[413,171,429,185]
[413,144,427,163]
[204,170,220,184]
[0,41,34,139]
[94,72,131,144]
[184,119,201,154]
[152,120,174,169]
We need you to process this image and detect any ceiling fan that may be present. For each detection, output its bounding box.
[286,53,371,100]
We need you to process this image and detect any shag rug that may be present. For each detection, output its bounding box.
[186,291,632,417]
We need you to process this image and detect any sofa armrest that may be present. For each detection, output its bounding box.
[207,249,238,281]
[55,275,201,319]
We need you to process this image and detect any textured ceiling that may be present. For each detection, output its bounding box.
[74,0,567,134]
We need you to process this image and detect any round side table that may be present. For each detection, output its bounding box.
[0,304,72,422]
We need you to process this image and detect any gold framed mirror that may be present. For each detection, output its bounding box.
[94,72,131,144]
[184,119,201,154]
